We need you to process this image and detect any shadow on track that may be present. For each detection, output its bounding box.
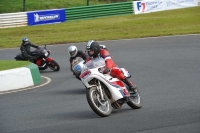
[49,88,86,95]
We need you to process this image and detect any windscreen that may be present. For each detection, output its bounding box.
[72,57,84,66]
[35,47,45,53]
[85,57,105,69]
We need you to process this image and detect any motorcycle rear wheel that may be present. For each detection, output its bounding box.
[86,87,112,117]
[48,60,60,71]
[15,54,27,61]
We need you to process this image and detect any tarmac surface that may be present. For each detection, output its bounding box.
[0,34,200,133]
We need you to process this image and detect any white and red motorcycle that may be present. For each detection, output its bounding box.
[80,57,142,117]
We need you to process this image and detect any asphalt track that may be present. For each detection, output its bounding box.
[0,35,200,133]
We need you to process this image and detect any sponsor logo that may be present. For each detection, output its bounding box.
[137,2,146,12]
[137,1,163,12]
[34,13,60,22]
[146,1,163,10]
[167,0,194,7]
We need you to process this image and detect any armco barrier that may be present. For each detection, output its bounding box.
[0,63,41,92]
[0,12,27,28]
[1,1,200,29]
[66,2,133,20]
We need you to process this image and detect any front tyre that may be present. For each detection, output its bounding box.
[86,87,112,117]
[48,60,60,71]
[127,91,142,109]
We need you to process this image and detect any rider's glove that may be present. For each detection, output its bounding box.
[103,68,110,74]
[100,45,106,49]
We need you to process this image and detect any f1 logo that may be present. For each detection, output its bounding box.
[137,2,146,12]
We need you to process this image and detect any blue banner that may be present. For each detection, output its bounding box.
[27,9,66,26]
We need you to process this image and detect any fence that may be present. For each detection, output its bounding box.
[0,12,27,28]
[66,2,133,20]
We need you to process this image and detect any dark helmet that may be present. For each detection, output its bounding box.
[86,40,100,58]
[22,37,29,44]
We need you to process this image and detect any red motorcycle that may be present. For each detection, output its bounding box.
[15,45,60,71]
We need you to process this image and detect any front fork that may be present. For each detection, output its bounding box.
[96,80,105,101]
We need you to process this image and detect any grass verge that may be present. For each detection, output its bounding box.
[0,6,200,49]
[0,6,200,71]
[0,60,30,71]
[0,0,132,13]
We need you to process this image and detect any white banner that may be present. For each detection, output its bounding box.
[133,0,198,14]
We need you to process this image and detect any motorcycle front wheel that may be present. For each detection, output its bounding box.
[86,87,112,117]
[48,60,60,71]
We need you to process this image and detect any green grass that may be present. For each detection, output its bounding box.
[0,6,200,49]
[0,0,132,13]
[0,60,30,71]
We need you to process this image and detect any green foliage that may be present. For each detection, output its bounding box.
[0,0,132,13]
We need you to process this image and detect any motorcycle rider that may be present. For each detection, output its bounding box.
[85,40,138,95]
[20,37,39,62]
[68,45,88,80]
[85,41,106,51]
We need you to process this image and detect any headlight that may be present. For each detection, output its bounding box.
[75,65,81,72]
[44,51,48,57]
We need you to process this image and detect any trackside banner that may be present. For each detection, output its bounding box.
[27,9,66,26]
[133,0,198,14]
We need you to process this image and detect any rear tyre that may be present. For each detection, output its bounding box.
[48,60,60,71]
[15,54,27,61]
[86,87,112,117]
[38,65,48,70]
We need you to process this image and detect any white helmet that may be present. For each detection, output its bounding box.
[68,45,78,57]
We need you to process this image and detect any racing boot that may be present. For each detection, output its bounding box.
[122,78,138,96]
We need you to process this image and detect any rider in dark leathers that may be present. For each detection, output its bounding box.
[20,37,39,62]
[68,45,88,80]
